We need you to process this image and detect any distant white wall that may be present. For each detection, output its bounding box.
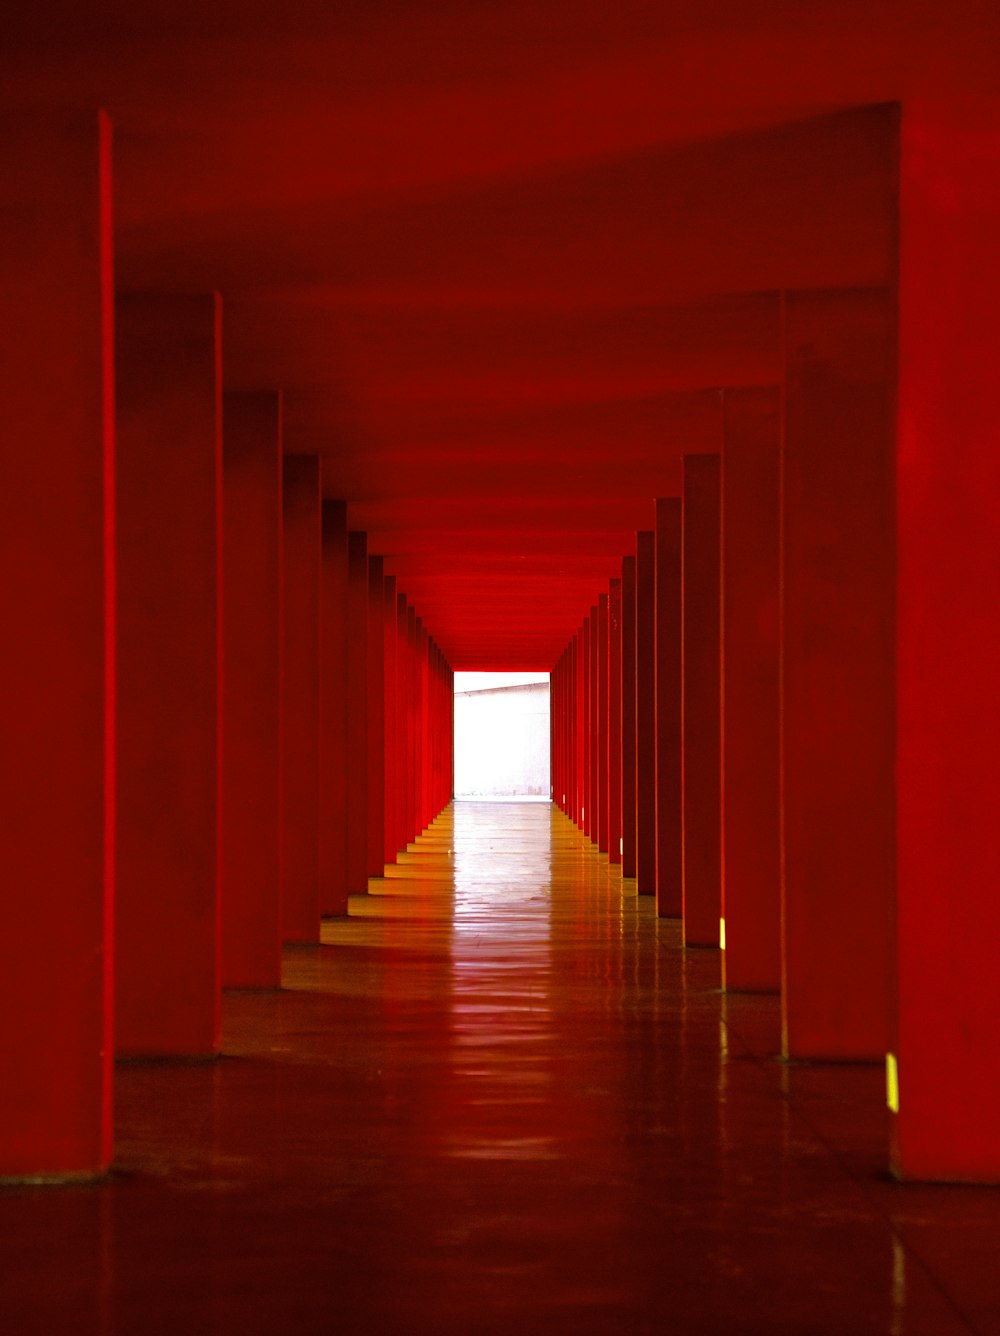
[453,679,551,799]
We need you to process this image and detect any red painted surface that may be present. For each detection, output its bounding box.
[635,532,656,894]
[582,617,591,838]
[720,389,781,993]
[281,459,322,939]
[682,456,722,949]
[116,292,222,1057]
[221,391,283,986]
[654,498,682,918]
[0,112,114,1176]
[383,575,399,864]
[893,99,1000,1182]
[575,626,586,829]
[4,2,1000,1187]
[319,500,348,916]
[367,556,386,878]
[608,579,623,865]
[346,532,369,891]
[781,289,894,1061]
[589,607,599,846]
[597,593,609,854]
[404,606,415,843]
[620,556,638,879]
[397,595,412,850]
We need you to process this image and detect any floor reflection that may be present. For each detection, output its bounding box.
[0,802,997,1334]
[444,801,557,1162]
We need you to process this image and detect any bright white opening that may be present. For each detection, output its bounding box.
[453,672,551,801]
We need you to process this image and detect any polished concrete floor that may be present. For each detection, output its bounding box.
[4,801,1000,1334]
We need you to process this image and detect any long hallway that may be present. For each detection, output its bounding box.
[3,802,999,1335]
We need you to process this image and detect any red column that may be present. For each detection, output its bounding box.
[721,389,781,992]
[319,499,348,916]
[608,580,623,865]
[444,657,454,809]
[575,625,586,829]
[116,292,222,1058]
[346,531,369,894]
[589,607,599,845]
[367,555,385,878]
[221,391,283,986]
[621,556,637,879]
[655,499,682,917]
[406,605,418,844]
[635,531,656,893]
[420,625,431,830]
[782,289,894,1060]
[0,112,114,1177]
[582,617,592,837]
[597,593,609,854]
[682,456,722,948]
[892,101,1000,1181]
[395,593,410,852]
[383,574,399,865]
[569,639,578,820]
[550,654,560,807]
[281,460,322,939]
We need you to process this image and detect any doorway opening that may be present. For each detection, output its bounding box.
[453,672,551,801]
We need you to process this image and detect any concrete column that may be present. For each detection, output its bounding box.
[782,288,894,1060]
[346,531,369,893]
[576,625,586,830]
[682,456,722,948]
[655,499,682,918]
[608,579,623,865]
[383,575,399,864]
[367,556,385,878]
[221,391,283,986]
[892,101,1000,1181]
[116,292,222,1058]
[396,593,410,851]
[582,617,592,837]
[721,389,781,992]
[597,593,609,854]
[320,499,348,916]
[569,638,579,822]
[419,625,430,830]
[406,604,417,844]
[589,607,599,845]
[621,556,638,879]
[635,531,656,893]
[0,112,114,1177]
[281,459,322,940]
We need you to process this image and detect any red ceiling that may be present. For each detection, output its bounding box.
[2,1,996,666]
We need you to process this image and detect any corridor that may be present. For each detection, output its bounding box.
[3,802,999,1335]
